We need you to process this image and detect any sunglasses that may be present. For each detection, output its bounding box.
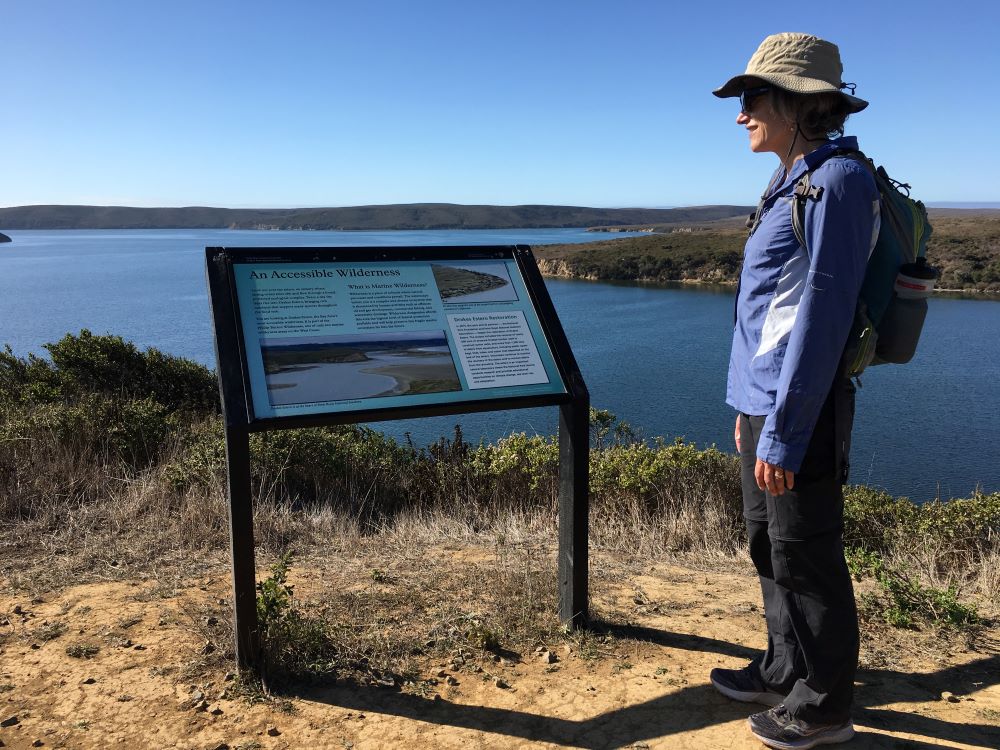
[739,85,771,116]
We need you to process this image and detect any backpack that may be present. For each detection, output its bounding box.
[784,149,936,379]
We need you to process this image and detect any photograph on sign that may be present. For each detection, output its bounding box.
[432,262,519,304]
[230,255,567,420]
[261,331,461,406]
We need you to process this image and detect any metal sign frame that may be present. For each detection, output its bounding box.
[205,245,589,670]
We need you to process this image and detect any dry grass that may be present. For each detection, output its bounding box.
[1,400,995,692]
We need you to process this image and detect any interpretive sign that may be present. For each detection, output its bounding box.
[227,249,567,422]
[206,246,589,671]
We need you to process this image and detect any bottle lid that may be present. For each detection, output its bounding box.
[900,257,939,280]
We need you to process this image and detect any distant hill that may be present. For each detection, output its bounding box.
[0,203,753,231]
[0,232,10,243]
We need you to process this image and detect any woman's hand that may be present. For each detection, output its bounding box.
[735,415,742,453]
[755,458,795,496]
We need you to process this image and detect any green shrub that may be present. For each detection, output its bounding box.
[843,486,921,554]
[848,548,980,629]
[0,330,218,413]
[845,487,1000,564]
[1,393,176,467]
[162,418,227,492]
[469,432,559,500]
[256,553,339,680]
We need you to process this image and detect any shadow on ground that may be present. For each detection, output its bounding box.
[280,623,1000,749]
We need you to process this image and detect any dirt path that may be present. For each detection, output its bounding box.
[1,560,998,749]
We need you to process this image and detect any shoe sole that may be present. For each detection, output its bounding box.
[710,676,784,707]
[749,721,855,750]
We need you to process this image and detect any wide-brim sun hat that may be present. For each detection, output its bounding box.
[713,32,868,113]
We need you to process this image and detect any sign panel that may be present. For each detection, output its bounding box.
[224,248,568,421]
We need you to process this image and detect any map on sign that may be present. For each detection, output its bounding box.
[229,255,567,419]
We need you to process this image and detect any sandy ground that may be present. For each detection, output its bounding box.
[1,559,998,750]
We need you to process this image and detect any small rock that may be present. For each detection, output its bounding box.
[30,643,40,650]
[494,678,510,689]
[435,669,448,678]
[0,715,19,727]
[445,676,458,686]
[195,700,210,711]
[191,690,206,702]
[32,741,44,748]
[265,725,280,736]
[204,616,218,626]
[562,645,574,654]
[223,672,235,682]
[81,677,96,685]
[199,642,215,656]
[540,651,557,664]
[376,677,395,688]
[12,606,22,615]
[534,646,546,653]
[208,705,224,716]
[209,744,229,750]
[940,691,961,703]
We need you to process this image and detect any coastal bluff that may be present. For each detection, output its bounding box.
[0,232,11,243]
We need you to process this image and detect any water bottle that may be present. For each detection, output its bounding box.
[894,256,939,298]
[875,257,939,364]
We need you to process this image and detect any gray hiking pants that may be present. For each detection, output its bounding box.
[738,378,859,724]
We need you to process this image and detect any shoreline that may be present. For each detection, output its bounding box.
[535,267,1000,297]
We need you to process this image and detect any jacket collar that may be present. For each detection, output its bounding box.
[767,136,859,199]
[790,136,859,181]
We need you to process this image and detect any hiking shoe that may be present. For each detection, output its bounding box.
[710,664,784,706]
[748,704,855,749]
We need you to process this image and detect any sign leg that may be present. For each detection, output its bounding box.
[558,395,589,628]
[225,425,260,670]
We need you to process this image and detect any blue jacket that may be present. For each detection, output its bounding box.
[727,136,880,473]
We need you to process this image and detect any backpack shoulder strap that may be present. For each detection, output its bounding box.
[790,147,866,257]
[791,172,821,255]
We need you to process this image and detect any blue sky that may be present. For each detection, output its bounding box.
[4,0,998,208]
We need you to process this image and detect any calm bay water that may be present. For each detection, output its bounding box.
[2,228,998,502]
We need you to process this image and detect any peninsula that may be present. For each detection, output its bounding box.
[534,209,1000,293]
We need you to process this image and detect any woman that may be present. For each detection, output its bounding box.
[709,33,878,749]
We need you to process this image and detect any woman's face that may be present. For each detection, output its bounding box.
[736,90,795,157]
